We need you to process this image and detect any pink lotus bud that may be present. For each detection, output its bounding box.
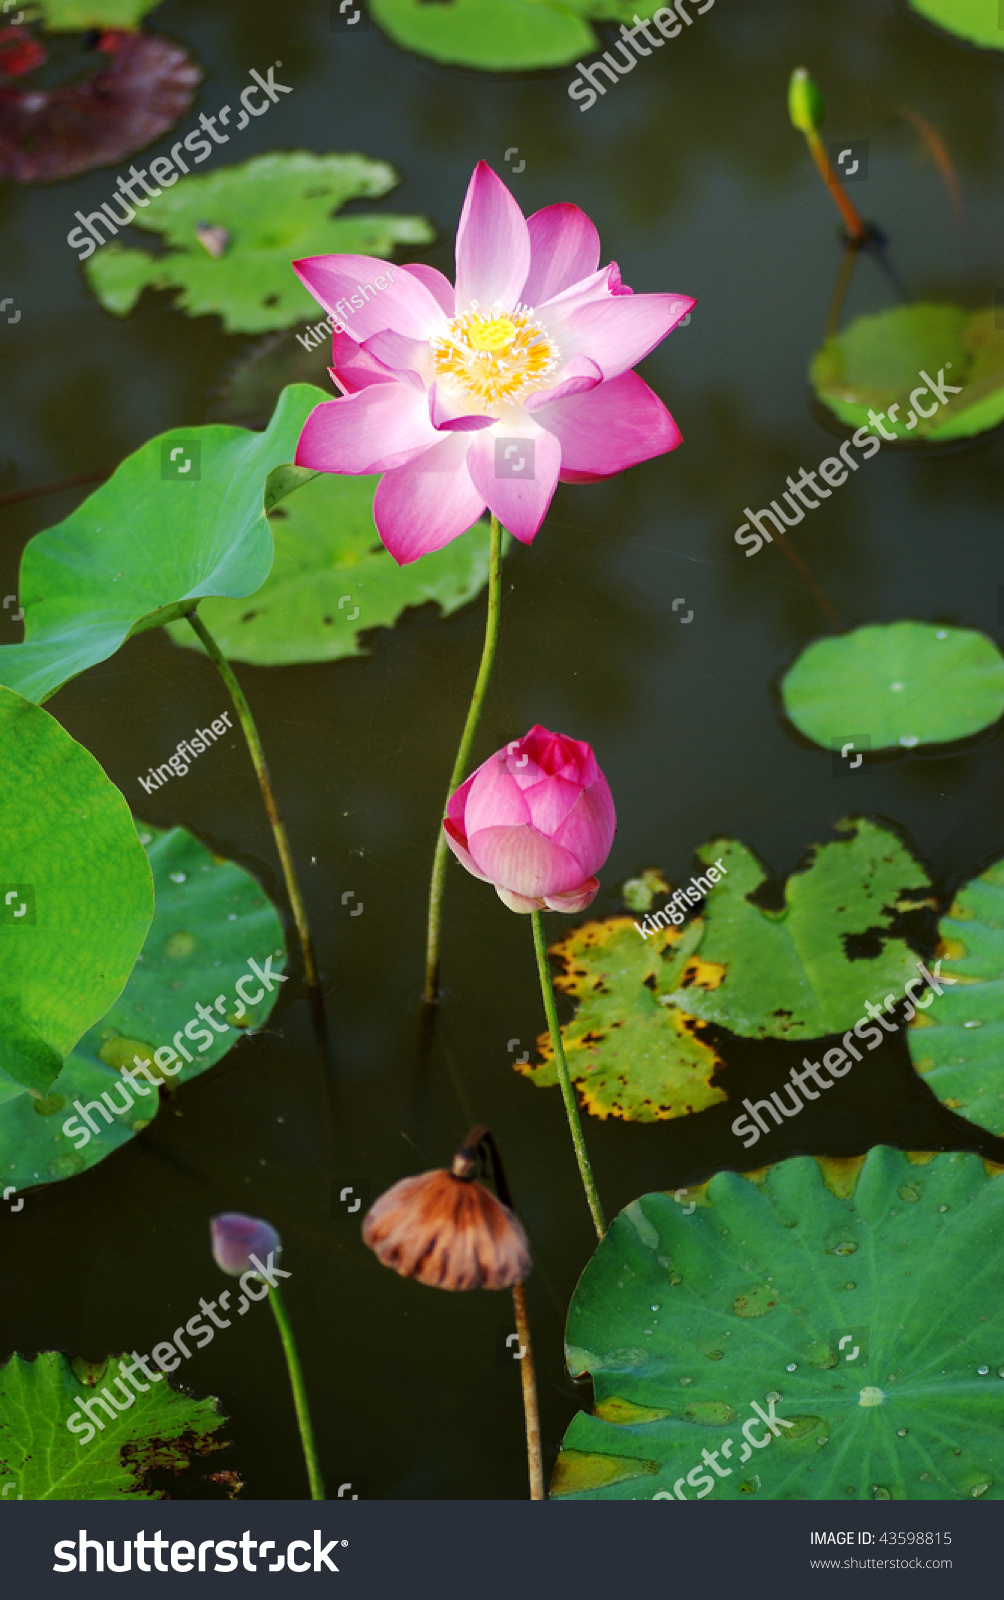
[443,724,616,913]
[210,1212,281,1277]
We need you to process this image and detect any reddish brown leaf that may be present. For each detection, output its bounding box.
[0,29,201,184]
[0,26,48,79]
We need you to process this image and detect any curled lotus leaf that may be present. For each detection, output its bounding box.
[0,29,200,184]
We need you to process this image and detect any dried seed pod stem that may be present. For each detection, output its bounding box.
[363,1125,544,1498]
[512,1280,544,1501]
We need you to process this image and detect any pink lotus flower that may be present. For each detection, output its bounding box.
[292,161,693,565]
[443,725,616,914]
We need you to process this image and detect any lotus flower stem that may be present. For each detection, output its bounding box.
[422,513,504,1004]
[788,69,868,244]
[803,129,869,242]
[187,609,320,1001]
[530,910,606,1240]
[511,1280,544,1499]
[267,1285,325,1500]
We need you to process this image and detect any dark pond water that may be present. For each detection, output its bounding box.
[1,0,1003,1500]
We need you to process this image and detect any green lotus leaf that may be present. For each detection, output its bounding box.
[516,914,726,1123]
[908,857,1004,1137]
[663,820,933,1040]
[781,623,1004,753]
[555,1148,1004,1500]
[368,0,596,70]
[35,0,160,25]
[167,471,499,666]
[0,384,328,706]
[0,1351,228,1500]
[0,823,285,1193]
[368,0,692,68]
[83,152,434,334]
[0,687,152,1097]
[810,305,1004,442]
[907,0,1004,51]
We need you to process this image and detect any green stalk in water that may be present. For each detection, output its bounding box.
[187,608,320,1006]
[422,514,504,1004]
[789,67,869,243]
[268,1285,325,1501]
[530,910,606,1241]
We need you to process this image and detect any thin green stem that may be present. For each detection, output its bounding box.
[422,514,504,1005]
[187,609,319,999]
[530,910,606,1241]
[268,1286,325,1500]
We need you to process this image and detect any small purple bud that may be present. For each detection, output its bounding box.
[210,1212,282,1277]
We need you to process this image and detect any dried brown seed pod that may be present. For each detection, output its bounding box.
[362,1168,531,1291]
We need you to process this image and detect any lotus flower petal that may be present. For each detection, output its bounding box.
[292,163,691,560]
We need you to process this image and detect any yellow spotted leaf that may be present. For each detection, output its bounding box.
[516,914,726,1123]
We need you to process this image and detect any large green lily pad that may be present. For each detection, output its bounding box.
[167,471,498,666]
[811,305,1004,442]
[36,0,161,25]
[0,824,285,1194]
[664,821,933,1040]
[516,914,726,1123]
[782,623,1004,752]
[368,0,680,70]
[84,152,434,334]
[0,1351,228,1499]
[907,0,1004,51]
[0,687,152,1097]
[369,0,596,70]
[908,858,1004,1137]
[555,1148,1004,1500]
[0,385,327,707]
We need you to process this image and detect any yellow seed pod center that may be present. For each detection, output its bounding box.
[466,315,517,352]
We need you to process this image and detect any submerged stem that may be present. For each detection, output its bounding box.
[512,1281,544,1500]
[530,910,606,1241]
[187,610,320,1001]
[825,237,862,336]
[422,514,504,1004]
[770,536,843,632]
[268,1286,325,1500]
